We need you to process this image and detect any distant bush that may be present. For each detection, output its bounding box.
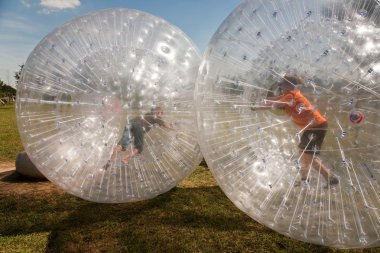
[0,80,16,97]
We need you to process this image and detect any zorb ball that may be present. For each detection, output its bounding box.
[16,9,202,203]
[196,0,380,248]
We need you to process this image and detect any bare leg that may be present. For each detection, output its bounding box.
[311,156,333,180]
[104,145,123,169]
[299,151,313,180]
[111,145,123,159]
[299,150,338,184]
[122,148,139,164]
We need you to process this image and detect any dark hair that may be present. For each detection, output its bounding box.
[278,73,304,90]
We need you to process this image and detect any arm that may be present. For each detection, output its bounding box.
[156,117,176,131]
[265,96,285,108]
[251,94,289,111]
[250,104,273,111]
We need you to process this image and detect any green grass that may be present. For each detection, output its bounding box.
[1,104,380,252]
[0,167,334,252]
[0,105,23,162]
[0,232,49,253]
[2,168,380,253]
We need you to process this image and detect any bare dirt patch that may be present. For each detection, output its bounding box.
[0,170,63,197]
[0,161,15,173]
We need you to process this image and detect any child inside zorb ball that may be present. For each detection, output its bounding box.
[106,106,175,167]
[254,73,339,186]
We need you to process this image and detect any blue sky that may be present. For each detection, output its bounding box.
[0,0,241,87]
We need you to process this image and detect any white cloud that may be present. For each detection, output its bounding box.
[40,0,80,12]
[1,18,38,33]
[0,15,45,36]
[0,14,45,86]
[21,0,32,8]
[38,8,55,14]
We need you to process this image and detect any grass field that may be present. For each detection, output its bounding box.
[0,105,379,252]
[0,105,23,162]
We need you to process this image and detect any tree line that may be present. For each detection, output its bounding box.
[0,80,16,97]
[0,64,23,104]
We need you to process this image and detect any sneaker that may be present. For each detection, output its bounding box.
[329,176,339,185]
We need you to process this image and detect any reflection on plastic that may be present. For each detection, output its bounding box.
[16,9,202,203]
[196,0,380,248]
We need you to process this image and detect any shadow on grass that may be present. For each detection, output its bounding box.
[1,171,47,182]
[0,175,359,252]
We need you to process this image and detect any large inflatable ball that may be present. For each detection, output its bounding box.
[17,9,202,203]
[196,0,380,248]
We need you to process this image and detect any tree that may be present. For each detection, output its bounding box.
[0,79,16,104]
[0,79,16,95]
[14,64,24,84]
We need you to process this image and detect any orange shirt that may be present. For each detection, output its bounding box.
[276,90,326,127]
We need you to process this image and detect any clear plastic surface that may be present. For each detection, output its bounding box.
[17,9,202,203]
[196,0,380,248]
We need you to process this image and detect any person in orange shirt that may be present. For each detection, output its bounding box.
[256,73,339,185]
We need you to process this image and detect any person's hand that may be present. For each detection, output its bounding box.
[164,122,176,131]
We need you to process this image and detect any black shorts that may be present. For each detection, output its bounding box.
[298,122,328,155]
